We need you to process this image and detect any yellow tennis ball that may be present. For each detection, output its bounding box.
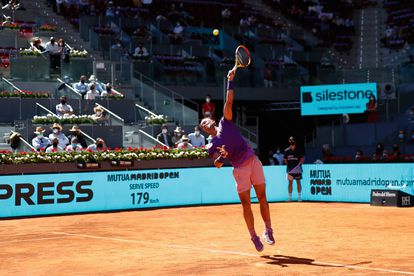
[213,29,219,36]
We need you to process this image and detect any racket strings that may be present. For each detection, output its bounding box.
[236,48,250,67]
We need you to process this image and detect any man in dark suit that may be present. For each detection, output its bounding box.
[156,124,173,147]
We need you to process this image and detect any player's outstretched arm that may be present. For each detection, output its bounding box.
[223,69,235,121]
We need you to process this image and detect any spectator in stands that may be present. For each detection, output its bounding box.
[74,75,88,99]
[172,126,184,146]
[67,125,87,148]
[366,94,378,123]
[56,96,74,117]
[355,149,365,161]
[111,39,123,50]
[32,126,51,151]
[49,123,69,149]
[408,107,414,122]
[322,144,333,161]
[406,55,414,66]
[105,1,115,17]
[385,25,394,45]
[87,138,107,151]
[221,8,231,21]
[272,147,284,165]
[100,83,115,97]
[88,75,103,93]
[133,26,151,39]
[392,144,401,158]
[169,22,183,44]
[263,64,273,88]
[398,130,405,143]
[141,0,152,5]
[156,124,173,147]
[177,135,193,150]
[91,106,109,125]
[45,37,61,76]
[85,84,100,100]
[30,37,45,53]
[58,38,70,63]
[202,94,216,119]
[133,44,149,59]
[65,137,83,152]
[188,126,205,148]
[268,149,275,165]
[373,143,385,161]
[45,137,64,153]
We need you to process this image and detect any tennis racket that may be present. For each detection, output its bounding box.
[233,45,251,72]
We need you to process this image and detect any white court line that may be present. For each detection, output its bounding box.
[52,231,414,275]
[0,236,68,244]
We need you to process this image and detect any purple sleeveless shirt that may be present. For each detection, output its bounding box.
[207,117,255,168]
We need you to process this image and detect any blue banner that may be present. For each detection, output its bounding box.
[0,164,413,218]
[300,83,378,116]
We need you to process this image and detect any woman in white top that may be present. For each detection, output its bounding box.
[85,84,100,100]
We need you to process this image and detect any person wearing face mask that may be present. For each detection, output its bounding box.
[87,138,107,151]
[188,125,205,148]
[172,126,184,146]
[67,125,88,148]
[56,96,74,117]
[91,106,109,125]
[48,123,69,149]
[74,75,88,99]
[156,124,173,147]
[45,137,64,153]
[272,147,284,165]
[283,136,305,202]
[32,126,51,151]
[100,83,116,98]
[202,94,216,119]
[177,135,193,149]
[366,94,379,123]
[65,137,83,152]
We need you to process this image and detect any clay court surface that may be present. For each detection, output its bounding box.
[1,202,413,276]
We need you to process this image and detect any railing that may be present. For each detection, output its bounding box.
[94,103,125,126]
[135,103,157,116]
[133,71,199,126]
[1,77,23,93]
[35,103,58,117]
[135,103,157,124]
[79,130,96,144]
[138,129,167,147]
[56,78,83,100]
[92,60,133,86]
[237,124,258,149]
[19,137,38,152]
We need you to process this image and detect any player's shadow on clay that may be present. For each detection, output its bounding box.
[261,255,371,268]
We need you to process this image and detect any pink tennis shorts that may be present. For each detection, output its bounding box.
[232,155,265,193]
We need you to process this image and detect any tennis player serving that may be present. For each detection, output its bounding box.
[200,67,275,252]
